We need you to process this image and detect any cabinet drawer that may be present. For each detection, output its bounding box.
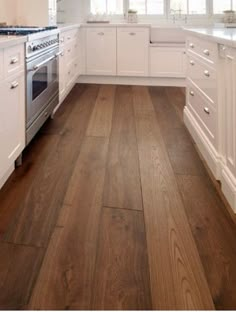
[65,29,78,44]
[187,36,217,65]
[187,82,217,146]
[4,44,24,77]
[187,55,217,105]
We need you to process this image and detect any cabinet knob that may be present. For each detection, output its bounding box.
[10,57,18,65]
[189,43,194,48]
[204,107,210,115]
[203,49,210,56]
[129,32,136,36]
[10,81,19,89]
[204,70,210,77]
[189,91,194,96]
[98,32,104,36]
[190,60,195,66]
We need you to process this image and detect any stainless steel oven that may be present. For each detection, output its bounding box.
[26,32,59,144]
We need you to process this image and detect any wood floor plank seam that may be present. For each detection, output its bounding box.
[103,205,144,213]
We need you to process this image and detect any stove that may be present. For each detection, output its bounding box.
[0,25,58,36]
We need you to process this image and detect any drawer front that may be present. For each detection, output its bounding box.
[187,82,217,146]
[4,44,24,77]
[187,36,217,64]
[187,55,217,105]
[65,28,78,44]
[0,49,3,81]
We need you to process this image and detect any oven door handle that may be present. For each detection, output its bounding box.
[28,54,57,72]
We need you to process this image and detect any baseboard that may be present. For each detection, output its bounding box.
[184,107,222,180]
[0,163,15,190]
[77,75,186,87]
[221,166,236,213]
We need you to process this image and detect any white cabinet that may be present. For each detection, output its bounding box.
[59,27,80,104]
[150,46,186,78]
[0,73,25,180]
[0,42,25,189]
[86,27,116,76]
[117,27,149,77]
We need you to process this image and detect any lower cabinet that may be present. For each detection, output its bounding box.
[86,27,117,76]
[0,72,25,181]
[150,46,186,78]
[117,27,149,77]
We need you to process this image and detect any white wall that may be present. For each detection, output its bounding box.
[0,0,17,24]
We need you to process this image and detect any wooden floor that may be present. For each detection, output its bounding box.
[0,84,236,310]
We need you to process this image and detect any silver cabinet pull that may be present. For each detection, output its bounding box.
[10,57,18,64]
[10,81,19,89]
[67,36,71,40]
[227,54,234,61]
[189,43,194,48]
[98,32,104,36]
[204,70,210,77]
[189,91,194,96]
[204,107,210,115]
[56,51,64,57]
[190,60,195,66]
[129,32,136,36]
[203,49,210,56]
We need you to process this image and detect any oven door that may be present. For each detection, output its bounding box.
[26,48,59,128]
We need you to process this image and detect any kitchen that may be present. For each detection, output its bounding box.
[0,0,236,310]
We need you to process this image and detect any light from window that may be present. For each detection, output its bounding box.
[129,0,164,15]
[213,0,231,14]
[91,0,123,14]
[170,0,206,14]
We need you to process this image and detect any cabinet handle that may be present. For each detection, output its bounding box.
[189,91,194,96]
[129,32,136,36]
[98,32,104,36]
[190,60,195,66]
[10,57,18,65]
[189,43,194,48]
[204,107,210,115]
[10,81,19,89]
[227,54,234,61]
[203,49,210,56]
[60,38,64,43]
[67,36,71,40]
[204,70,210,77]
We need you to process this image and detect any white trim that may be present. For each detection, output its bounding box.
[77,75,186,87]
[0,164,14,190]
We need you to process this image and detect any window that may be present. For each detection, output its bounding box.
[90,0,123,14]
[129,0,164,14]
[213,0,236,14]
[170,0,206,14]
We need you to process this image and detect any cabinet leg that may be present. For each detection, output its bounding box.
[15,153,23,167]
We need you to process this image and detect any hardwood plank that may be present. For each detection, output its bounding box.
[177,175,236,310]
[92,207,152,310]
[132,86,214,310]
[149,86,206,176]
[3,85,99,247]
[103,86,143,211]
[165,87,186,123]
[29,136,109,309]
[0,134,58,240]
[86,85,116,137]
[0,243,43,309]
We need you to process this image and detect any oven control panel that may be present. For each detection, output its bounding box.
[26,34,59,58]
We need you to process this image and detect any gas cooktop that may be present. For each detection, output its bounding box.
[0,26,58,36]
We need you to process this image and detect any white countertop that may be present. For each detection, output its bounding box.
[183,27,236,47]
[0,35,27,49]
[57,23,81,32]
[81,22,151,28]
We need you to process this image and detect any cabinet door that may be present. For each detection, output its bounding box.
[117,27,149,77]
[224,48,236,176]
[86,28,117,76]
[150,47,186,78]
[0,73,25,178]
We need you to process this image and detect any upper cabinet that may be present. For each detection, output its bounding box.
[86,28,117,76]
[117,27,149,77]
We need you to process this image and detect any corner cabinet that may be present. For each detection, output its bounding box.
[0,43,25,189]
[117,27,149,76]
[86,27,117,76]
